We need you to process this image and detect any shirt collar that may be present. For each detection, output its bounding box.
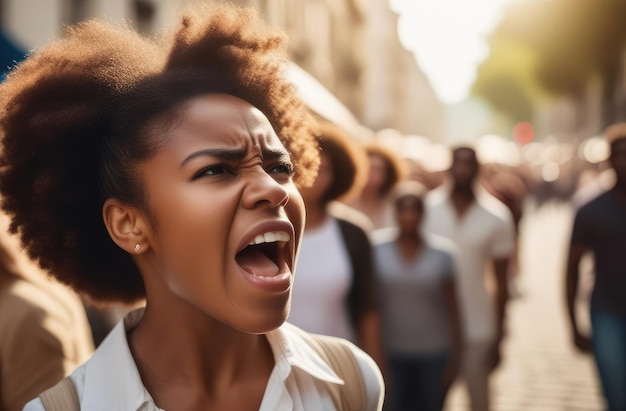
[267,322,344,385]
[79,309,343,411]
[81,308,155,411]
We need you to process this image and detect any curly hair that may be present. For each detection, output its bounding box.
[0,4,319,303]
[363,142,407,198]
[316,121,368,205]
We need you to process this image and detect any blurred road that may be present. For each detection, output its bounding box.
[444,201,605,411]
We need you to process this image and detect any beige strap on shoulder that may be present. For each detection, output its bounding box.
[39,376,79,411]
[304,333,366,411]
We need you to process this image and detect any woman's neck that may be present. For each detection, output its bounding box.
[397,230,422,244]
[360,186,382,202]
[129,301,274,409]
[350,195,385,228]
[396,232,423,261]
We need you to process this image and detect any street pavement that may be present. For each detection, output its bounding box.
[443,202,606,411]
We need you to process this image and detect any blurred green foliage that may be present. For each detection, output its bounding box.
[472,37,541,123]
[473,0,626,127]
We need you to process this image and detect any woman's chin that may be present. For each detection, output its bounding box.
[234,306,290,335]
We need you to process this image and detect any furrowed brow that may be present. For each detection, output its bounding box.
[180,148,246,168]
[263,147,291,162]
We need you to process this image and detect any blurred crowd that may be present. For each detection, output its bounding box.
[284,123,625,411]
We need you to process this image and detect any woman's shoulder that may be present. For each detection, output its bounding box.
[349,341,385,410]
[22,397,44,411]
[371,227,397,247]
[328,202,374,235]
[281,324,384,410]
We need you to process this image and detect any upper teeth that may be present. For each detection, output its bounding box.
[249,231,290,246]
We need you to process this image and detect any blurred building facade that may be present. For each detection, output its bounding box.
[361,0,445,140]
[1,0,444,140]
[533,82,604,144]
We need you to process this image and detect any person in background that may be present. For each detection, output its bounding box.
[347,142,406,230]
[566,123,626,411]
[422,146,515,411]
[0,212,93,411]
[374,181,462,411]
[0,4,383,410]
[480,163,528,299]
[289,120,386,370]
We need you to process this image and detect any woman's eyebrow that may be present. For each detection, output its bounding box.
[180,148,246,167]
[262,147,291,162]
[180,147,290,168]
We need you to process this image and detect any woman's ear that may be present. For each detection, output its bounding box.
[102,198,151,255]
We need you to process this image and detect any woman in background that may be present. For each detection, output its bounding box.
[347,142,407,230]
[374,182,462,411]
[288,121,386,370]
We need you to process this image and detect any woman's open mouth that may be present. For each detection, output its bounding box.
[235,231,292,291]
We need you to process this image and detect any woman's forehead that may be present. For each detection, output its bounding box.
[183,94,267,125]
[161,94,285,151]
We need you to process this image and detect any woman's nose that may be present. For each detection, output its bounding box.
[241,169,289,209]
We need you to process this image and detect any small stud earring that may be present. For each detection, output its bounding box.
[135,244,141,252]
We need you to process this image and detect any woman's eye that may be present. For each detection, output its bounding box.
[268,162,294,176]
[192,165,231,179]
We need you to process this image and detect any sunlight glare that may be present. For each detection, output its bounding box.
[390,0,511,104]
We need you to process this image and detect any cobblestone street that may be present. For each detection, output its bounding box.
[444,202,606,411]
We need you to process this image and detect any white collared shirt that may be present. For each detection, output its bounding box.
[423,185,515,342]
[24,309,383,411]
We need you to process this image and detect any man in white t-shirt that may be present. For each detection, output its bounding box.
[423,146,515,411]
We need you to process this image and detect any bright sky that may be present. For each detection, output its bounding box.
[390,0,511,104]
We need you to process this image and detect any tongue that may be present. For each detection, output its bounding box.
[237,248,280,277]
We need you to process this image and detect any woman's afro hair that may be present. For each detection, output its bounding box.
[363,142,407,197]
[0,4,319,303]
[316,120,368,205]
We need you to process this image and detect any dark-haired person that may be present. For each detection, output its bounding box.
[0,214,93,411]
[288,121,386,371]
[566,123,626,411]
[0,5,383,410]
[422,146,515,411]
[373,182,462,411]
[347,142,406,230]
